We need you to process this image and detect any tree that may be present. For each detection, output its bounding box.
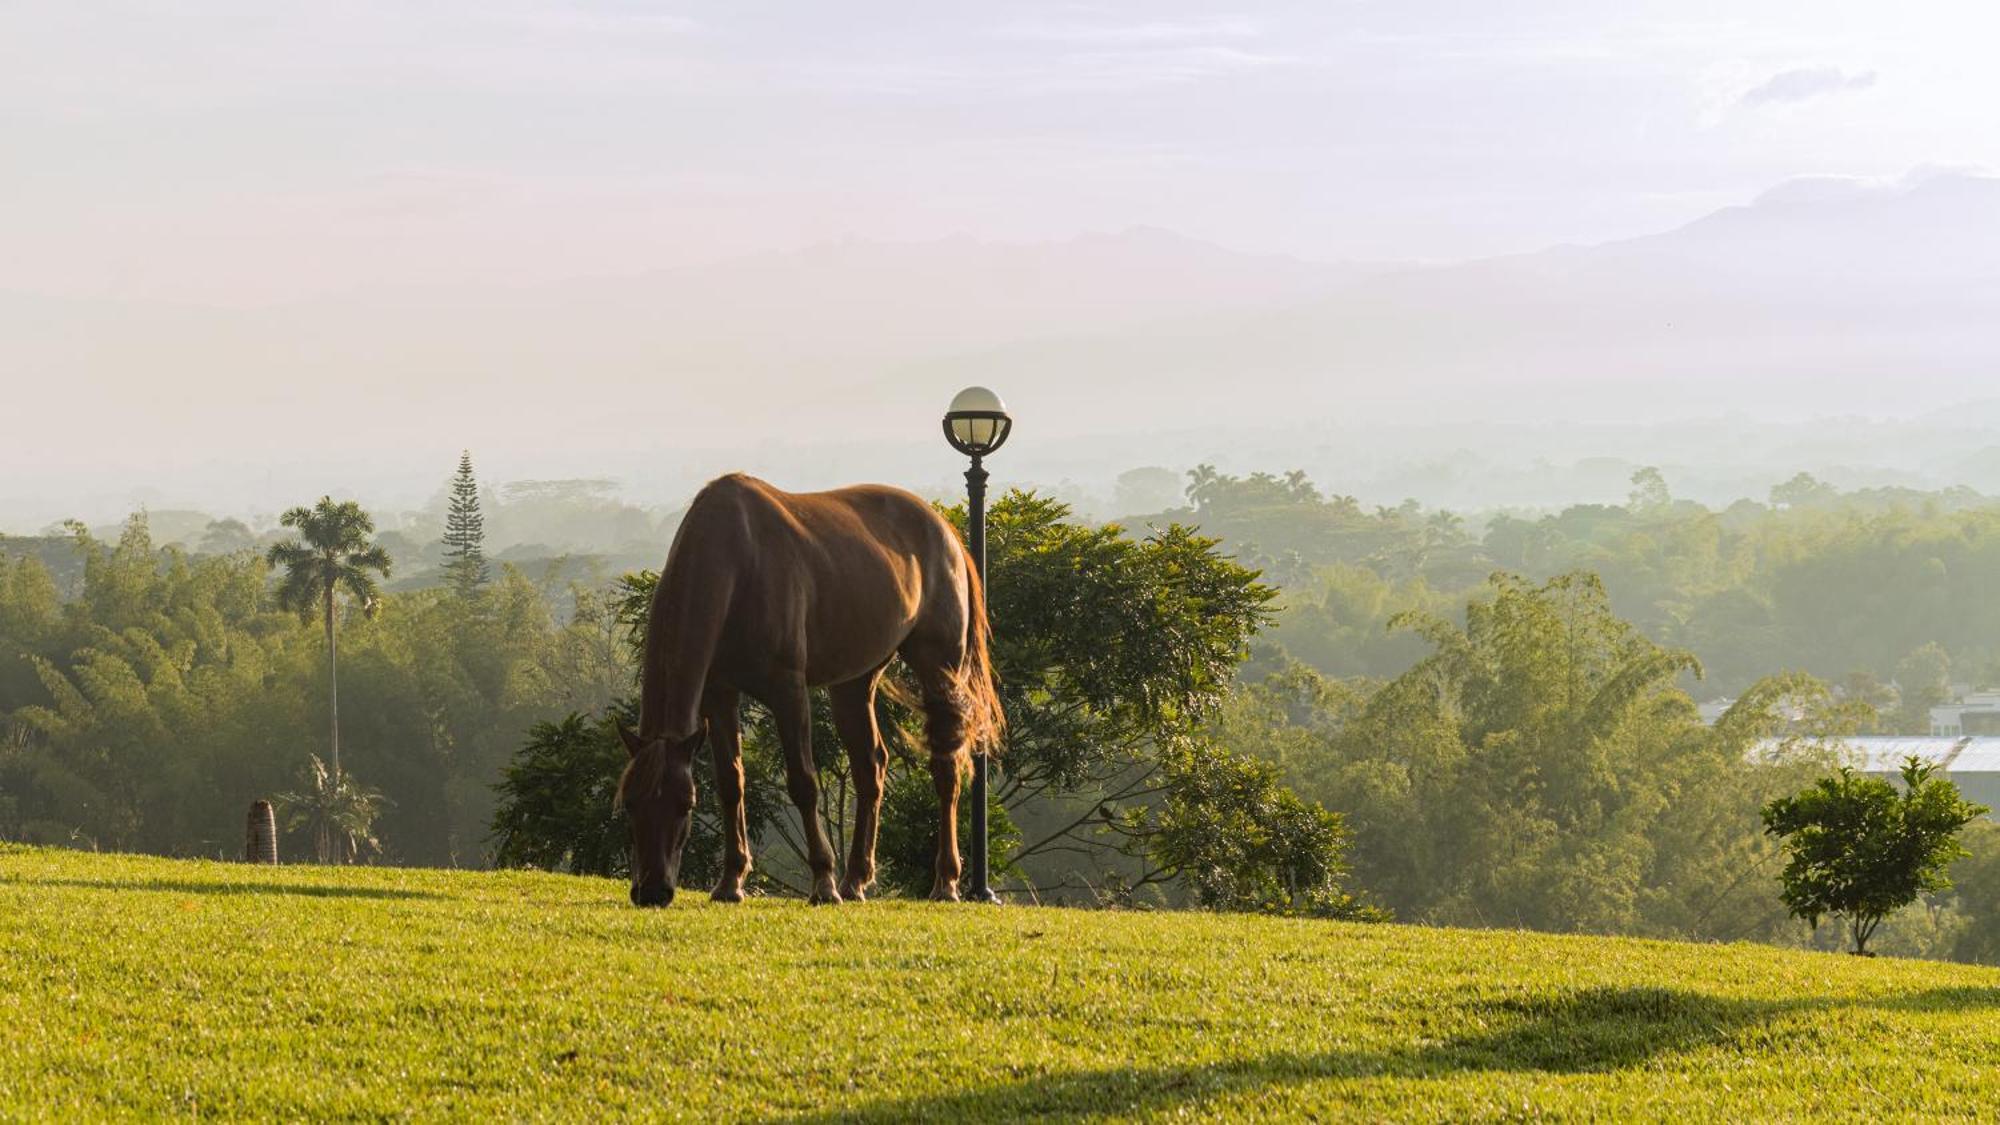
[1893,642,1953,734]
[490,713,632,877]
[275,754,390,863]
[1769,472,1838,510]
[267,497,392,781]
[1762,758,1987,955]
[963,494,1290,902]
[1946,821,2000,964]
[1628,466,1671,514]
[1135,743,1381,918]
[1111,466,1184,516]
[442,451,489,596]
[1277,571,1855,940]
[197,518,257,556]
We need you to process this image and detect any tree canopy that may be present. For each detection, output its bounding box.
[1763,758,1987,955]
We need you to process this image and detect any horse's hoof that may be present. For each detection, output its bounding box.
[809,881,844,905]
[710,884,744,904]
[929,883,960,903]
[837,878,871,902]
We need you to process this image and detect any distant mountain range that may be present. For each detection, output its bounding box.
[903,171,2000,433]
[4,171,1999,521]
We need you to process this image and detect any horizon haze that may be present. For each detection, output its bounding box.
[4,2,1999,528]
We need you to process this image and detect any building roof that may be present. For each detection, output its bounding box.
[1752,735,2000,773]
[1950,740,2000,773]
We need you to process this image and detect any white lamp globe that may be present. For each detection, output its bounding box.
[944,386,1012,456]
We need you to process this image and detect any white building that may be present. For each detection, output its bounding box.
[1930,691,2000,737]
[1752,735,2000,816]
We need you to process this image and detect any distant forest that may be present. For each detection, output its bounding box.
[1136,465,2000,714]
[6,459,2000,960]
[13,461,1994,712]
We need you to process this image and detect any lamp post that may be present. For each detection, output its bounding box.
[943,385,1012,905]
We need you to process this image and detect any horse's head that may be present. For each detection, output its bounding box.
[616,723,700,907]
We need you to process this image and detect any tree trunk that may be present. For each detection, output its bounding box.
[245,800,278,864]
[324,585,341,783]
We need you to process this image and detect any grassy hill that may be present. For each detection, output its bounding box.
[3,845,1996,1121]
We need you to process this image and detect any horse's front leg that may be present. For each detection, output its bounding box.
[704,687,751,902]
[771,674,842,904]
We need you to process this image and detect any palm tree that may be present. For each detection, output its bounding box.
[266,497,391,782]
[275,755,390,863]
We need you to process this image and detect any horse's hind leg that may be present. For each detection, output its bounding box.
[831,672,887,902]
[770,673,842,904]
[902,640,968,902]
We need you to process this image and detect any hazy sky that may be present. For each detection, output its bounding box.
[6,2,2000,531]
[7,1,1997,304]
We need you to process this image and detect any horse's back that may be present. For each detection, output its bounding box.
[696,473,954,559]
[681,475,967,685]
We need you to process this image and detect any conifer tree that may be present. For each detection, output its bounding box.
[442,451,489,595]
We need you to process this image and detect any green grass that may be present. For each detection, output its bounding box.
[3,845,1997,1121]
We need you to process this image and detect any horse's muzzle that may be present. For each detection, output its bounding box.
[631,883,674,908]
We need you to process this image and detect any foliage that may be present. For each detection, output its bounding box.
[274,755,390,864]
[1135,742,1381,918]
[442,451,490,597]
[11,847,2000,1120]
[1627,466,1671,513]
[1252,572,1855,939]
[0,513,629,863]
[872,759,1018,899]
[965,492,1295,903]
[267,496,393,780]
[1893,642,1952,734]
[1946,821,2000,964]
[489,697,799,893]
[1762,758,1987,955]
[267,497,393,628]
[489,712,630,877]
[1133,468,2000,709]
[20,467,2000,959]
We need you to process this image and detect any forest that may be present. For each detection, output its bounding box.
[4,460,1999,962]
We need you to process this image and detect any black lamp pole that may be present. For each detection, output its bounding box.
[963,451,997,905]
[943,386,1011,906]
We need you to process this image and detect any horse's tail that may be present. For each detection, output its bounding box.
[954,547,1006,759]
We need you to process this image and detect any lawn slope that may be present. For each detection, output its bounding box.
[3,845,1996,1121]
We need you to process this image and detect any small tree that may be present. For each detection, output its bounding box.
[442,451,489,596]
[1627,466,1671,513]
[1769,471,1839,510]
[1131,742,1380,919]
[275,755,390,864]
[490,713,631,877]
[491,706,792,890]
[1762,758,1987,955]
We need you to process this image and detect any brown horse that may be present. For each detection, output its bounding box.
[615,473,1003,907]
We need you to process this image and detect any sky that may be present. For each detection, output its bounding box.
[5,1,1997,305]
[4,1,2000,530]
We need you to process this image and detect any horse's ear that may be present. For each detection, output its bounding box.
[616,722,644,759]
